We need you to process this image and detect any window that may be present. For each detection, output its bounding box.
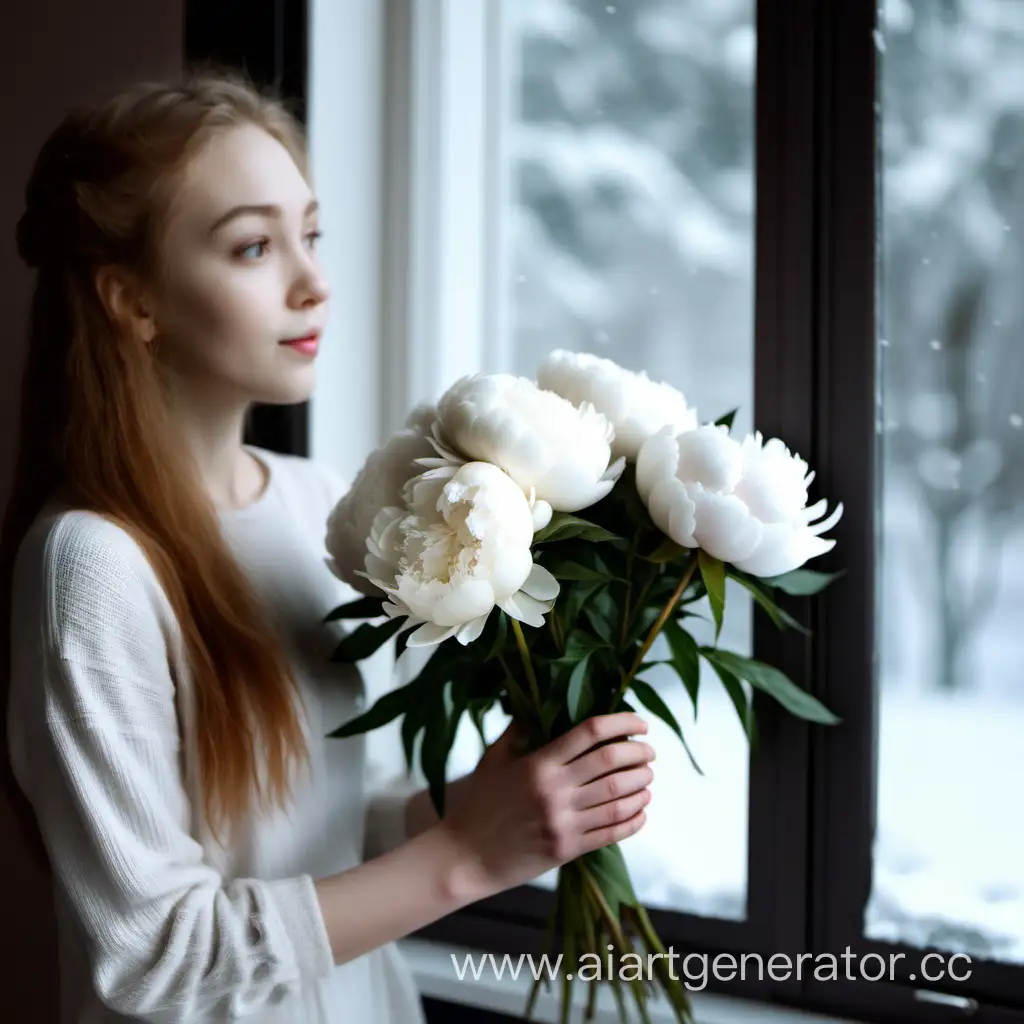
[307,0,1024,1019]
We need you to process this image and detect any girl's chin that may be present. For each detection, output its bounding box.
[249,366,317,406]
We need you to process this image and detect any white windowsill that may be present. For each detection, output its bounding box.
[398,937,857,1024]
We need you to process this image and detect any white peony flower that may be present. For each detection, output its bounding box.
[359,461,561,647]
[537,348,698,460]
[325,409,437,595]
[431,372,625,520]
[636,424,843,577]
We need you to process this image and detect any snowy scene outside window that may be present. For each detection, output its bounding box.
[865,0,1024,964]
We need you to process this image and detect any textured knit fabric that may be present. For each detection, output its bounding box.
[6,446,427,1024]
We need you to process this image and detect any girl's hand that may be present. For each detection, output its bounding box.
[437,712,655,900]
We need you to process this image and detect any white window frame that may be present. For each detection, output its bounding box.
[309,0,512,479]
[377,0,514,432]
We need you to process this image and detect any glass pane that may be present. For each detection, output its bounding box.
[867,0,1024,963]
[451,0,756,921]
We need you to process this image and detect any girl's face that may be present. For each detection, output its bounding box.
[150,123,330,407]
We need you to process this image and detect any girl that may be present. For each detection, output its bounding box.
[0,70,656,1023]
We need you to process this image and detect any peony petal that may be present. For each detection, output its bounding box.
[734,524,836,577]
[691,490,763,563]
[636,427,680,502]
[521,562,560,601]
[646,476,697,548]
[801,497,828,524]
[675,424,744,492]
[808,500,843,536]
[499,591,551,628]
[485,545,535,600]
[537,349,698,461]
[431,579,496,626]
[531,499,553,531]
[405,620,461,647]
[455,613,489,646]
[436,372,618,514]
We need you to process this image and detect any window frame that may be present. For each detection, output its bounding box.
[377,0,1024,1019]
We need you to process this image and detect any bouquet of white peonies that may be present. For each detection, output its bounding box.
[322,350,843,1023]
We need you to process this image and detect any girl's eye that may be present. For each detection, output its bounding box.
[235,231,322,261]
[237,238,269,260]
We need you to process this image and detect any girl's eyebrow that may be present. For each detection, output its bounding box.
[209,198,319,235]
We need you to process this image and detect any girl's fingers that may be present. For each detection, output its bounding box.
[566,737,655,787]
[548,712,648,765]
[570,764,653,811]
[580,805,649,852]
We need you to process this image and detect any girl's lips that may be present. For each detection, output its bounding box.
[280,332,320,356]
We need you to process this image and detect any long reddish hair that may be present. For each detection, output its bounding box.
[1,68,313,864]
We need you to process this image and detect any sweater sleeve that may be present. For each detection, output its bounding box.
[6,512,335,1023]
[307,458,419,859]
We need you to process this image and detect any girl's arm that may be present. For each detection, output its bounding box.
[11,513,468,1023]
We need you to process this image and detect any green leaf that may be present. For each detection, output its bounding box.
[715,408,739,431]
[400,702,425,772]
[762,568,845,596]
[662,618,701,712]
[324,595,386,621]
[567,655,593,723]
[544,558,623,584]
[394,622,411,663]
[698,551,726,642]
[700,649,841,725]
[624,603,661,649]
[414,638,476,689]
[327,676,420,738]
[467,695,494,744]
[582,587,618,645]
[727,570,811,636]
[533,512,622,545]
[484,610,508,661]
[540,698,563,735]
[630,679,703,776]
[562,580,606,632]
[581,843,638,917]
[704,657,756,748]
[330,617,405,662]
[421,679,459,817]
[563,630,613,661]
[642,537,690,564]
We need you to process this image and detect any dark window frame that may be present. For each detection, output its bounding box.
[185,0,310,458]
[185,1,1024,1019]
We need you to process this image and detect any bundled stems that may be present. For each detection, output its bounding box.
[619,537,638,648]
[498,654,541,737]
[614,555,699,707]
[511,618,543,710]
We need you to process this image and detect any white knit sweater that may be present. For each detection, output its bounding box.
[6,447,426,1024]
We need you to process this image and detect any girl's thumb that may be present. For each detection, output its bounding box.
[484,718,526,761]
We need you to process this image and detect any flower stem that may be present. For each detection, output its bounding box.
[619,537,637,648]
[511,618,543,711]
[615,555,698,706]
[499,655,539,733]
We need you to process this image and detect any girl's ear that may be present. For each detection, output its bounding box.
[94,264,157,344]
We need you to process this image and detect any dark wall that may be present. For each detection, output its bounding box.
[0,2,184,1017]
